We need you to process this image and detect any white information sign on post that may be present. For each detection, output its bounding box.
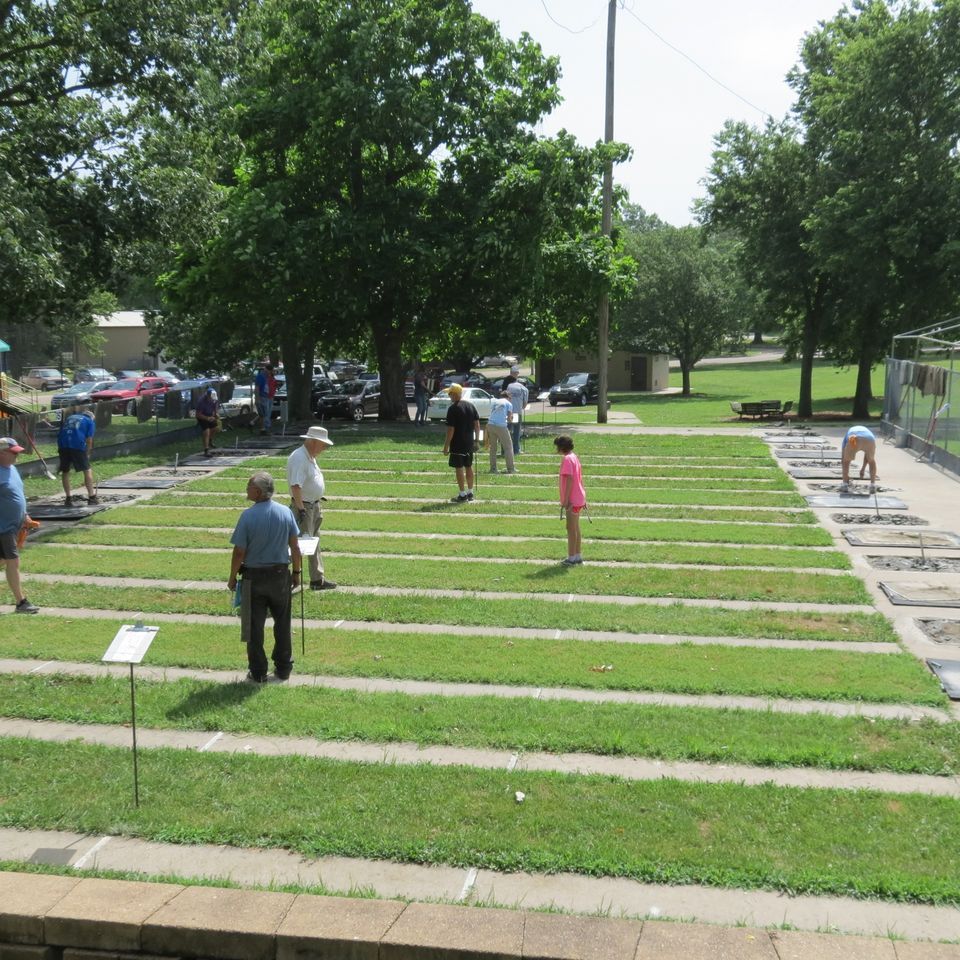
[295,537,320,656]
[102,622,158,807]
[102,623,159,664]
[297,536,320,557]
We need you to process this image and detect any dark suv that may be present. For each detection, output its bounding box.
[316,379,380,421]
[548,372,599,406]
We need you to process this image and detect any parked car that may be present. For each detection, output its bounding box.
[491,374,540,398]
[475,354,518,368]
[316,379,380,421]
[548,372,600,406]
[72,367,114,384]
[22,367,69,390]
[91,376,170,415]
[274,376,337,415]
[439,371,492,390]
[51,379,118,410]
[329,359,365,379]
[356,371,380,381]
[219,384,254,418]
[143,369,181,385]
[113,369,144,380]
[427,386,495,421]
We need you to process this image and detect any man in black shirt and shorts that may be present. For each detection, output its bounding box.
[442,382,481,502]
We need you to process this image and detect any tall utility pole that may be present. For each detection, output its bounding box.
[597,0,616,424]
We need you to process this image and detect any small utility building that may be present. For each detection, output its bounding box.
[536,351,670,392]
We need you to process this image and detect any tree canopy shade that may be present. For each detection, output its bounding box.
[702,0,960,419]
[0,0,237,363]
[156,0,625,419]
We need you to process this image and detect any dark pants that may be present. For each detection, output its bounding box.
[240,565,293,679]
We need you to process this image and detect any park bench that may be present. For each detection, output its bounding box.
[730,400,791,420]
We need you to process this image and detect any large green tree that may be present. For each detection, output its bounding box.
[157,0,622,419]
[0,0,236,364]
[703,0,960,419]
[793,0,960,417]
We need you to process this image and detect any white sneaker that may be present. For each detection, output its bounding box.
[839,483,850,494]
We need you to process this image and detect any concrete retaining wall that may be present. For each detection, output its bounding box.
[0,872,645,960]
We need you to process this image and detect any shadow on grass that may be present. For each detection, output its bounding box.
[166,678,263,720]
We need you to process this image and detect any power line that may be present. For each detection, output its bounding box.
[620,1,772,119]
[538,0,602,35]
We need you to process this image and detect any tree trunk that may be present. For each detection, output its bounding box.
[851,315,875,421]
[372,319,409,421]
[680,362,691,396]
[279,329,312,421]
[797,281,826,419]
[752,327,764,345]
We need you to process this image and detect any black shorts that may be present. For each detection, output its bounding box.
[448,452,473,469]
[58,447,90,473]
[0,531,19,560]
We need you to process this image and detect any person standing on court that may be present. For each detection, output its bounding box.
[486,390,515,474]
[254,364,277,434]
[0,437,39,613]
[286,425,337,590]
[555,434,587,565]
[840,425,878,492]
[57,407,97,504]
[413,368,430,425]
[442,382,480,502]
[195,387,219,457]
[503,365,528,455]
[227,470,301,683]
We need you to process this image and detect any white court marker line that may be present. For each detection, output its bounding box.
[567,594,575,602]
[535,688,543,700]
[333,620,344,628]
[72,835,111,869]
[554,630,562,640]
[458,867,479,902]
[199,732,224,753]
[28,661,55,674]
[507,754,519,772]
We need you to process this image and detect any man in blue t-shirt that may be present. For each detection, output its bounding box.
[0,437,39,613]
[57,408,96,504]
[228,470,302,683]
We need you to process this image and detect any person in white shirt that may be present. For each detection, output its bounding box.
[486,392,516,474]
[286,425,337,590]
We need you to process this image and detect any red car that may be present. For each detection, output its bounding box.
[91,376,170,416]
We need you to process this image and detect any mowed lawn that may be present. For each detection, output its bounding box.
[4,428,958,907]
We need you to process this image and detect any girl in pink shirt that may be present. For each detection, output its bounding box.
[554,435,586,565]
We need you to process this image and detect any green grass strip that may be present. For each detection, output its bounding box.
[2,674,956,771]
[0,618,934,704]
[36,526,852,570]
[20,546,869,604]
[2,738,958,904]
[187,470,798,492]
[151,491,815,526]
[21,583,897,643]
[81,505,833,546]
[182,477,803,507]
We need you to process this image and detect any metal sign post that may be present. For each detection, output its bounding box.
[296,537,320,657]
[102,622,159,807]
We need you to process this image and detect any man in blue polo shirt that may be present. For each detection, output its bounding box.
[228,470,302,683]
[57,407,97,504]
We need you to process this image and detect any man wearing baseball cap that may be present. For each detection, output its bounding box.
[0,438,39,613]
[286,425,337,590]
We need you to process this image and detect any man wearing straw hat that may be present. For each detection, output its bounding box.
[286,425,337,590]
[0,437,39,613]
